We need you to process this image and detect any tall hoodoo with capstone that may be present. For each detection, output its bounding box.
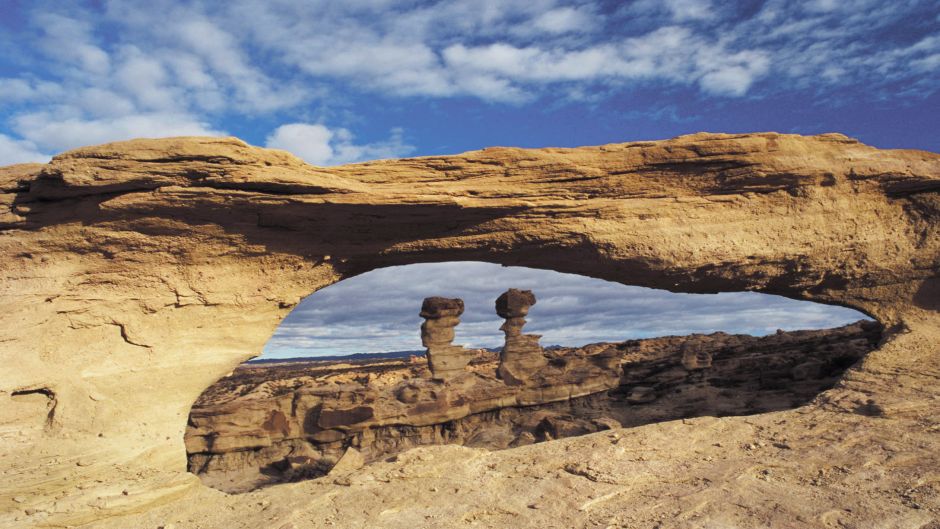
[420,297,470,380]
[496,288,547,385]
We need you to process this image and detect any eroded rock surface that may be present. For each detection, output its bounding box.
[0,133,938,527]
[185,321,880,493]
[187,332,622,492]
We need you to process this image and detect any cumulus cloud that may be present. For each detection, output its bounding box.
[0,1,936,162]
[265,123,414,166]
[12,112,224,154]
[528,6,597,34]
[0,135,49,166]
[263,262,867,358]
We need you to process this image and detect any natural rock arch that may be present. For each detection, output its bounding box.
[1,132,938,525]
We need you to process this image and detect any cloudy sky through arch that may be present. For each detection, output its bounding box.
[263,262,867,358]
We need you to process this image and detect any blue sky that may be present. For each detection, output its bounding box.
[1,0,938,166]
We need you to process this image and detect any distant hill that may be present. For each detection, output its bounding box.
[248,346,508,364]
[248,349,427,364]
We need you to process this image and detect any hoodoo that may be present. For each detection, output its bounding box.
[420,297,470,380]
[495,288,547,385]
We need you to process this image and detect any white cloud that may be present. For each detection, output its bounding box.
[12,112,224,154]
[77,88,137,119]
[113,47,177,111]
[443,43,618,84]
[440,26,770,98]
[913,53,940,72]
[329,127,415,165]
[0,78,45,103]
[265,123,414,166]
[265,124,334,166]
[0,0,936,159]
[664,0,713,21]
[0,134,49,166]
[170,18,306,112]
[34,12,111,76]
[699,67,758,96]
[696,49,770,96]
[529,6,595,34]
[12,1,934,113]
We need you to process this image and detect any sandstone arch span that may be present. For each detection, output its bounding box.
[1,132,938,526]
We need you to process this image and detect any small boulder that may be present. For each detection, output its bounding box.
[330,447,365,475]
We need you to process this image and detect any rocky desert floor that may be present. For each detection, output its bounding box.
[87,403,940,529]
[81,318,940,529]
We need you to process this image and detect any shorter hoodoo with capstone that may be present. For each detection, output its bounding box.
[495,288,548,385]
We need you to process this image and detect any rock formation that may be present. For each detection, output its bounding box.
[186,321,879,493]
[679,339,713,370]
[420,297,470,380]
[185,325,626,492]
[495,288,547,385]
[0,132,938,527]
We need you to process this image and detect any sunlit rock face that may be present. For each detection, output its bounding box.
[0,132,938,526]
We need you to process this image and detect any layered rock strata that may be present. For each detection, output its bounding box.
[419,297,470,380]
[187,338,622,492]
[421,297,471,380]
[0,132,938,526]
[495,288,548,385]
[185,321,879,493]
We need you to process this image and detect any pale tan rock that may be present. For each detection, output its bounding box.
[0,132,938,527]
[329,447,364,475]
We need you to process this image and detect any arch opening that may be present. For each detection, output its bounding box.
[185,262,879,493]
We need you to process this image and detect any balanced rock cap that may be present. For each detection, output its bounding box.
[420,297,465,319]
[495,288,536,318]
